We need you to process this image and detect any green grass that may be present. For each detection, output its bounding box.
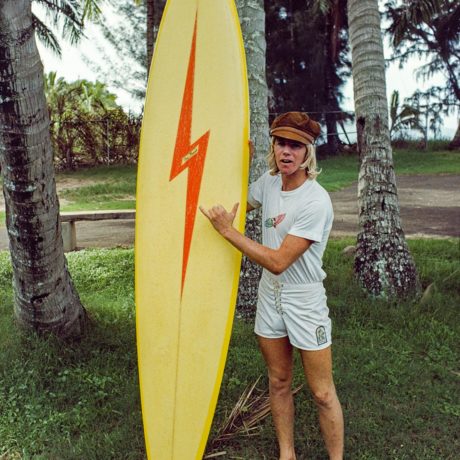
[0,249,143,459]
[0,239,458,459]
[393,149,460,176]
[57,165,137,212]
[56,164,137,182]
[317,155,360,191]
[317,149,460,191]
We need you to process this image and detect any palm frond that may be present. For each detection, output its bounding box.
[311,0,334,16]
[81,0,103,21]
[32,0,103,46]
[210,377,304,446]
[32,14,62,56]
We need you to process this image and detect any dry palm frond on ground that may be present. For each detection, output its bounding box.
[211,377,304,445]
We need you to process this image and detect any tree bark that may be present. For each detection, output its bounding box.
[146,0,154,74]
[236,0,269,316]
[347,0,419,298]
[146,0,167,75]
[324,0,341,156]
[0,0,86,337]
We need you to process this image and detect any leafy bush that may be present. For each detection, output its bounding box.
[45,73,141,170]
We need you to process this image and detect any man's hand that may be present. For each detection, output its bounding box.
[199,203,239,236]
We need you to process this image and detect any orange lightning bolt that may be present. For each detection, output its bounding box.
[170,13,210,296]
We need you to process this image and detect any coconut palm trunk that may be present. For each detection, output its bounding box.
[146,0,155,72]
[0,0,86,337]
[146,0,166,75]
[236,0,269,314]
[347,0,418,297]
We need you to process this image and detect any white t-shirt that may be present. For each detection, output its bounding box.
[248,171,333,284]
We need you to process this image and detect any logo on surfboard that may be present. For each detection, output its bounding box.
[169,14,210,295]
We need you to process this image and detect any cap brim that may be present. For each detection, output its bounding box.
[270,127,315,144]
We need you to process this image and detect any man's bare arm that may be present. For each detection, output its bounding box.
[199,203,312,275]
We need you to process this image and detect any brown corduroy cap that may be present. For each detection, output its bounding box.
[270,111,321,144]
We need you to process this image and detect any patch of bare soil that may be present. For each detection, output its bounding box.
[330,174,460,238]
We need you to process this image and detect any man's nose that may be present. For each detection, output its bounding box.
[282,146,292,154]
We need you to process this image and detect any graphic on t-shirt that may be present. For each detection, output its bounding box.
[264,213,286,228]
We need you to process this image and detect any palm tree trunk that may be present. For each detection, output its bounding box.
[236,0,269,315]
[0,0,86,337]
[146,0,154,73]
[324,0,341,155]
[347,0,419,297]
[146,0,167,75]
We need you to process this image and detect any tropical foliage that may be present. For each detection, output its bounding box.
[44,72,140,169]
[389,90,423,138]
[265,0,351,154]
[384,0,460,144]
[84,0,148,102]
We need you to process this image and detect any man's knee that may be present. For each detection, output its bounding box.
[311,386,337,410]
[268,372,293,395]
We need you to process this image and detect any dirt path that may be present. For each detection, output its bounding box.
[0,177,99,212]
[0,174,458,251]
[330,174,460,238]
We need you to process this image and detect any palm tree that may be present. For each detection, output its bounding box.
[384,0,460,148]
[236,0,269,314]
[32,0,101,56]
[389,90,423,139]
[347,0,418,297]
[146,0,167,74]
[0,0,100,337]
[44,73,129,169]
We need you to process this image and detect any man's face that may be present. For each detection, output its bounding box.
[274,137,307,175]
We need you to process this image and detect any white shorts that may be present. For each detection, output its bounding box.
[254,273,332,351]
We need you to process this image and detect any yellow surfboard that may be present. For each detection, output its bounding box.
[135,0,249,458]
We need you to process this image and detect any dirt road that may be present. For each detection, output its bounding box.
[0,174,458,251]
[330,174,460,238]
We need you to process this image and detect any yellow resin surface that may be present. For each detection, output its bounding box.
[135,0,249,458]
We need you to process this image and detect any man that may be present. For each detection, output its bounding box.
[200,112,344,460]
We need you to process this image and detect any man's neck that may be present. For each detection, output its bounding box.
[281,171,308,191]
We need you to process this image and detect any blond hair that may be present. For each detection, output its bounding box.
[267,138,321,180]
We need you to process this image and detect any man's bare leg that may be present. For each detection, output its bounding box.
[258,336,297,460]
[300,346,344,460]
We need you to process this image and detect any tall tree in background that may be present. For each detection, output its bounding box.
[0,0,100,337]
[384,0,460,148]
[146,0,167,75]
[265,0,350,154]
[322,0,350,154]
[86,1,148,102]
[146,0,154,73]
[236,0,269,315]
[32,0,102,56]
[44,72,138,169]
[347,0,418,297]
[87,0,167,102]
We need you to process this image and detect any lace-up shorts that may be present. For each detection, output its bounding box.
[254,273,332,351]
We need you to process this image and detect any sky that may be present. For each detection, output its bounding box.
[35,5,458,140]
